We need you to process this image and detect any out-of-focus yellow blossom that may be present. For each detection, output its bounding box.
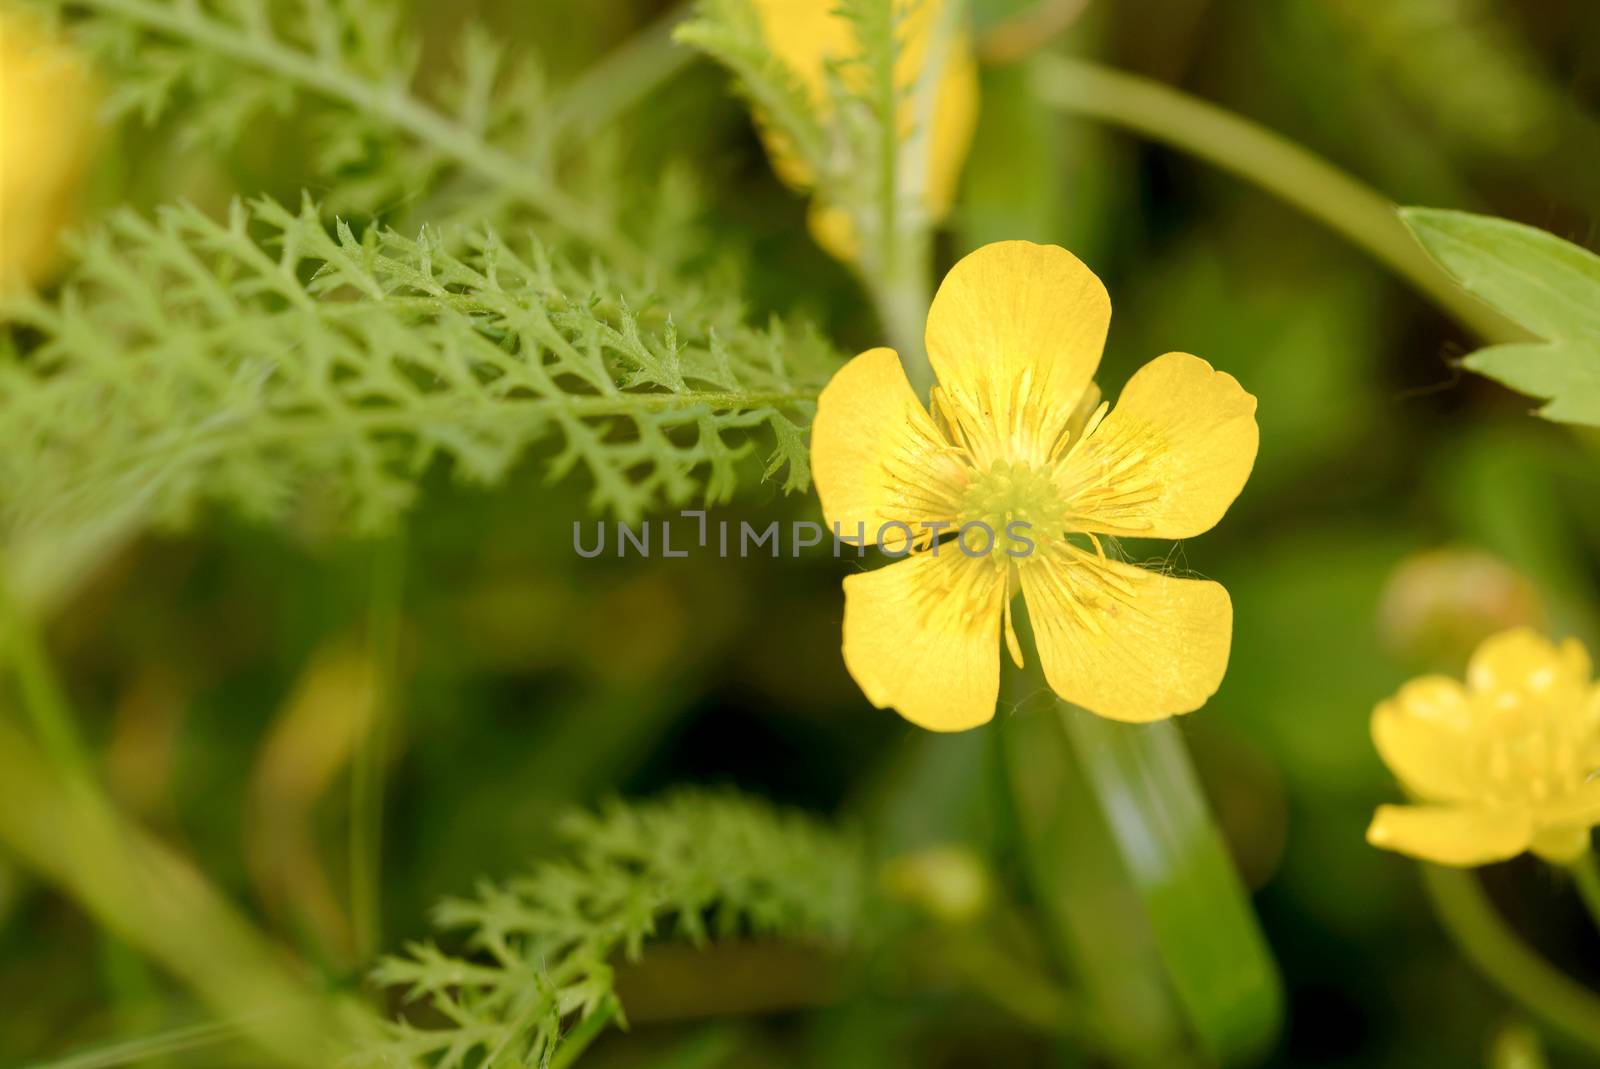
[0,12,98,290]
[1368,628,1600,867]
[748,0,978,261]
[810,241,1259,731]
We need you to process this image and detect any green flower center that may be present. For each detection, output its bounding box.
[955,460,1064,557]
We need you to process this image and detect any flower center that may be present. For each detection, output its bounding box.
[1475,698,1595,806]
[956,459,1065,557]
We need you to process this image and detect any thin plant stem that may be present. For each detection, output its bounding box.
[1033,56,1529,345]
[1419,863,1600,1056]
[1566,850,1600,934]
[22,1015,262,1069]
[550,997,622,1069]
[549,3,695,145]
[349,531,406,964]
[0,562,92,789]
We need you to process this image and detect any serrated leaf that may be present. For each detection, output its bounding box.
[1402,208,1600,427]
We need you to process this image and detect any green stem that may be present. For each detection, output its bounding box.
[1032,56,1529,345]
[1566,850,1600,934]
[349,531,406,964]
[870,261,935,398]
[0,563,91,788]
[550,996,621,1069]
[1419,863,1600,1056]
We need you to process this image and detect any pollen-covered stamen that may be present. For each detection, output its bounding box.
[1051,409,1162,535]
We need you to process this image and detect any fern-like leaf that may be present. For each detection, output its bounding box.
[0,198,836,608]
[356,791,864,1068]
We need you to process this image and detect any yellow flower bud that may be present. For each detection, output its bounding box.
[746,0,978,262]
[1,13,98,291]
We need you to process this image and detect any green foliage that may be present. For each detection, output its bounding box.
[0,197,835,607]
[1402,208,1600,427]
[29,0,619,242]
[357,791,864,1068]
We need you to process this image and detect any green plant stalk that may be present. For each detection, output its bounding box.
[1032,56,1529,345]
[871,258,935,397]
[998,608,1282,1067]
[861,0,935,396]
[0,717,349,1068]
[349,531,406,965]
[550,996,622,1069]
[1420,863,1600,1056]
[1566,851,1600,934]
[0,573,91,788]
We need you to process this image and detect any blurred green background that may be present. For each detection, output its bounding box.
[5,0,1600,1066]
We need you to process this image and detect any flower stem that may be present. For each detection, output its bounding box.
[1032,56,1529,345]
[550,996,621,1069]
[1566,850,1600,934]
[870,258,935,398]
[0,560,92,790]
[1419,863,1600,1056]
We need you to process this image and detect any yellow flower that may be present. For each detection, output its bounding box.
[1368,627,1600,867]
[0,12,98,290]
[810,241,1260,731]
[748,0,978,261]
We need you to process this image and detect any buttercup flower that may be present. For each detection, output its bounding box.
[1368,627,1600,867]
[0,12,98,290]
[748,0,978,261]
[810,241,1259,730]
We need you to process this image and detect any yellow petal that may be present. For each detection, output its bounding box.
[842,549,1005,731]
[1019,550,1231,722]
[1467,627,1592,697]
[807,200,857,263]
[1371,677,1478,803]
[925,241,1110,468]
[1366,804,1532,866]
[1055,353,1258,540]
[812,347,969,549]
[747,0,854,106]
[1540,777,1600,827]
[1529,824,1592,864]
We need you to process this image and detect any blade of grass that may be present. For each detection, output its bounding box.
[999,607,1282,1066]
